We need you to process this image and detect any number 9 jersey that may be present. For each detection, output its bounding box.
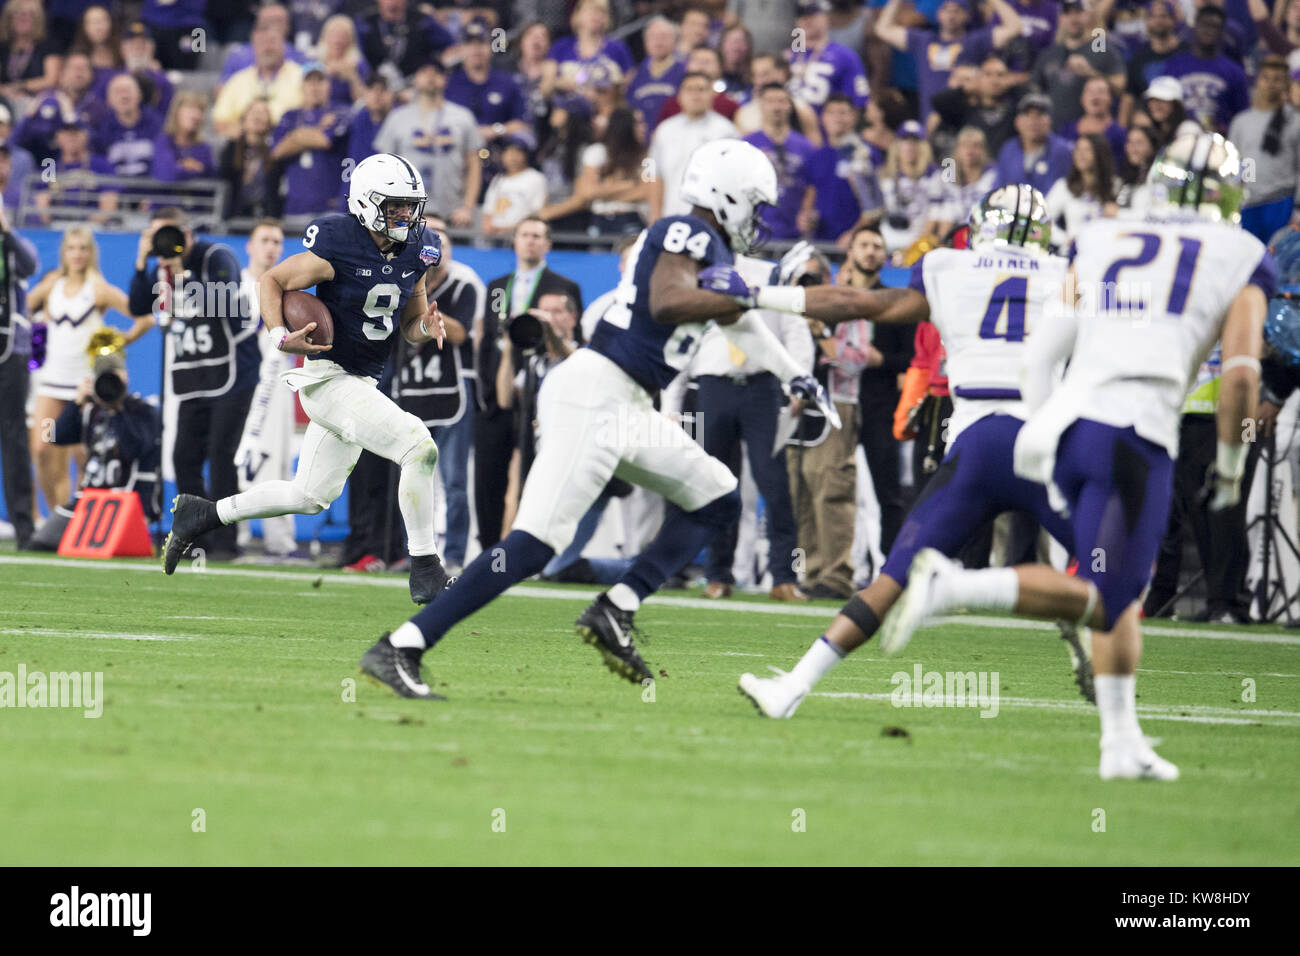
[588,215,732,392]
[301,213,442,379]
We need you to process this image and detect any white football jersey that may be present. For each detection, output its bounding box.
[1059,215,1271,456]
[914,245,1069,444]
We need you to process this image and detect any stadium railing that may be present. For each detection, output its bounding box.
[16,173,229,232]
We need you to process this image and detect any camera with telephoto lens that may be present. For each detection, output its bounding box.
[506,311,545,356]
[93,369,126,406]
[151,224,186,260]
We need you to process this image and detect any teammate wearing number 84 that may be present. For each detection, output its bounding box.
[360,138,840,699]
[162,153,456,605]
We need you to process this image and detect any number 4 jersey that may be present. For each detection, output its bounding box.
[588,215,732,392]
[302,213,442,379]
[909,245,1069,444]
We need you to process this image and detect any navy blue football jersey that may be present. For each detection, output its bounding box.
[588,215,732,390]
[302,214,442,379]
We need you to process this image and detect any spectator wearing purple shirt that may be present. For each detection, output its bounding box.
[16,53,106,164]
[1060,76,1127,168]
[151,91,215,183]
[220,5,311,83]
[346,75,394,169]
[315,13,371,106]
[107,22,174,116]
[1157,5,1250,134]
[32,119,118,225]
[92,74,163,178]
[270,62,351,216]
[876,0,1021,123]
[0,103,34,211]
[140,0,206,70]
[744,83,818,240]
[806,93,885,245]
[446,20,529,146]
[998,0,1058,72]
[786,0,871,114]
[627,16,684,135]
[542,0,634,99]
[993,91,1073,195]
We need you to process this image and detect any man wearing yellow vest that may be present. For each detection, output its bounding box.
[1144,346,1253,623]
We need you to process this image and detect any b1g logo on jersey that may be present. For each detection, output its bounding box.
[420,244,440,267]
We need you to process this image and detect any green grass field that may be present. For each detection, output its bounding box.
[2,550,1299,865]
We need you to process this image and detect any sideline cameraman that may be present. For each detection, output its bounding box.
[29,350,161,549]
[129,208,256,559]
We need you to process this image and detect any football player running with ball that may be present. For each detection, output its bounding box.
[162,153,455,605]
[735,134,1276,781]
[360,138,838,699]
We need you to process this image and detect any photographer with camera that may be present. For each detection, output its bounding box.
[128,208,257,560]
[496,290,580,502]
[28,347,162,549]
[478,218,583,549]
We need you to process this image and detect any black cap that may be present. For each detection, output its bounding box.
[462,20,490,43]
[795,0,832,15]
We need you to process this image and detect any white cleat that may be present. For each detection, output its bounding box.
[1099,737,1180,781]
[738,671,807,718]
[879,548,956,656]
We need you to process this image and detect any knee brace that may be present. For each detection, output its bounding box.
[690,487,741,534]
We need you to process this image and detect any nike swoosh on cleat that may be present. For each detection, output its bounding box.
[602,609,631,647]
[395,658,429,694]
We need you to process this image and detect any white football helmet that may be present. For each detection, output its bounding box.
[679,139,778,254]
[348,153,428,242]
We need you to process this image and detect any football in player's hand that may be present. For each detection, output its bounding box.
[282,291,334,346]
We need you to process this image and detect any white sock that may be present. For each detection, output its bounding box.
[607,583,640,612]
[1095,674,1142,746]
[934,567,1019,614]
[786,635,844,691]
[216,482,306,523]
[398,452,439,556]
[389,621,425,649]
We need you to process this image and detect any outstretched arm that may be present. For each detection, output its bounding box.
[648,251,748,326]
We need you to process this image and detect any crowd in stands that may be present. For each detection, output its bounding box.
[0,0,1293,246]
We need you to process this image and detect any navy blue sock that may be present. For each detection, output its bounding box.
[620,489,740,601]
[409,530,554,647]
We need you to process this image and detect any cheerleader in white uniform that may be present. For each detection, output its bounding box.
[26,226,149,513]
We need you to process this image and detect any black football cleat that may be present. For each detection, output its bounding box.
[359,633,446,700]
[408,553,453,604]
[1057,619,1095,704]
[161,494,222,575]
[575,593,652,684]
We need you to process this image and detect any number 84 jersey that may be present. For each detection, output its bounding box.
[302,213,441,379]
[589,215,733,391]
[910,245,1068,445]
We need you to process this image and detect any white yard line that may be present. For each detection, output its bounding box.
[0,627,196,642]
[5,553,1300,645]
[811,691,1300,726]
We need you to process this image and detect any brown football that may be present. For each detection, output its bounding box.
[282,290,334,346]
